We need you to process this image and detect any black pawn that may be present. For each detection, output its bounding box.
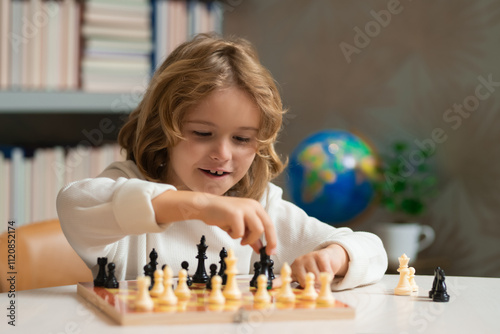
[144,263,154,290]
[218,247,228,285]
[94,257,108,287]
[206,264,218,290]
[249,262,261,288]
[181,261,193,287]
[104,262,119,289]
[432,268,450,302]
[429,266,441,298]
[192,235,209,284]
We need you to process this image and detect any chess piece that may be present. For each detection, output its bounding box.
[256,246,273,289]
[94,257,108,287]
[192,235,209,284]
[135,275,154,311]
[150,269,164,297]
[206,264,218,290]
[249,262,261,288]
[158,265,177,306]
[276,262,295,304]
[300,272,318,301]
[409,267,418,292]
[104,262,119,289]
[432,268,450,302]
[429,266,441,298]
[254,275,271,304]
[218,247,228,285]
[269,259,275,280]
[174,269,191,300]
[223,249,242,300]
[181,261,193,286]
[208,275,225,305]
[394,253,412,296]
[144,263,154,290]
[148,248,158,272]
[317,272,335,306]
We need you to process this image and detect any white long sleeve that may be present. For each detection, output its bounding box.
[57,160,387,289]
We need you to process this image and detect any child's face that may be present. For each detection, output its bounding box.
[166,86,260,195]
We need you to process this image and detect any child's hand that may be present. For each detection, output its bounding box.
[152,190,277,255]
[290,244,349,287]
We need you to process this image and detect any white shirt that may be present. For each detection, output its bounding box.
[57,160,387,290]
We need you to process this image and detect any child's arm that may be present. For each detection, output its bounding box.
[151,190,277,255]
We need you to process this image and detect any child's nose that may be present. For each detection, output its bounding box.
[210,139,232,161]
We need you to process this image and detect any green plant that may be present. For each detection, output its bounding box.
[374,141,437,222]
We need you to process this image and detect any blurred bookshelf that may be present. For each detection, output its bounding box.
[0,0,223,226]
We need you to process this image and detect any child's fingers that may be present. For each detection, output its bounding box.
[256,208,277,255]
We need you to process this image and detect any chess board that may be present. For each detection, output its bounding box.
[77,278,355,325]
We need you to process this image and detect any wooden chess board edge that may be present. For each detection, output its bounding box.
[77,282,355,326]
[77,283,125,325]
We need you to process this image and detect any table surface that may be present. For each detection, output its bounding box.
[1,274,499,334]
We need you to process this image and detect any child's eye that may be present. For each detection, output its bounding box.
[193,131,211,137]
[234,136,251,143]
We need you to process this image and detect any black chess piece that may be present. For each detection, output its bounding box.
[432,268,450,302]
[269,258,275,280]
[206,264,218,290]
[181,261,193,287]
[192,235,209,284]
[258,246,273,289]
[94,257,108,287]
[218,247,228,285]
[249,262,261,288]
[429,266,441,298]
[144,263,154,290]
[104,262,119,289]
[148,248,158,273]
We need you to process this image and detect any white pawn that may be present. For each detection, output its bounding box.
[135,275,154,311]
[158,265,177,306]
[174,269,191,300]
[277,262,295,303]
[394,267,412,295]
[208,275,225,305]
[409,267,418,292]
[317,272,335,306]
[254,274,271,304]
[300,272,318,301]
[223,249,242,300]
[150,269,164,297]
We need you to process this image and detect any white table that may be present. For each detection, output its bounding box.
[1,275,499,334]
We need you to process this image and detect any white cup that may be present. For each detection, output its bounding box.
[374,222,435,269]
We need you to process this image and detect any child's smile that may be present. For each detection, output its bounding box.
[166,86,260,195]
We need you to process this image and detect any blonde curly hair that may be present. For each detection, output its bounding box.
[118,33,287,200]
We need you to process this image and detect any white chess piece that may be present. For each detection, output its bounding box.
[174,269,191,300]
[135,276,154,311]
[150,269,164,297]
[223,249,242,300]
[409,267,419,292]
[300,272,318,301]
[317,272,335,306]
[254,274,271,304]
[158,265,177,306]
[208,275,225,305]
[277,262,296,303]
[394,253,412,296]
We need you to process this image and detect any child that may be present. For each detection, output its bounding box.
[57,33,387,290]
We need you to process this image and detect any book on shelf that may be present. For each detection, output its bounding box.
[0,144,124,231]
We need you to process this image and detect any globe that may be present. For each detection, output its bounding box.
[286,129,378,225]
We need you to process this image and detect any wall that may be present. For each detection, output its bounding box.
[225,0,500,277]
